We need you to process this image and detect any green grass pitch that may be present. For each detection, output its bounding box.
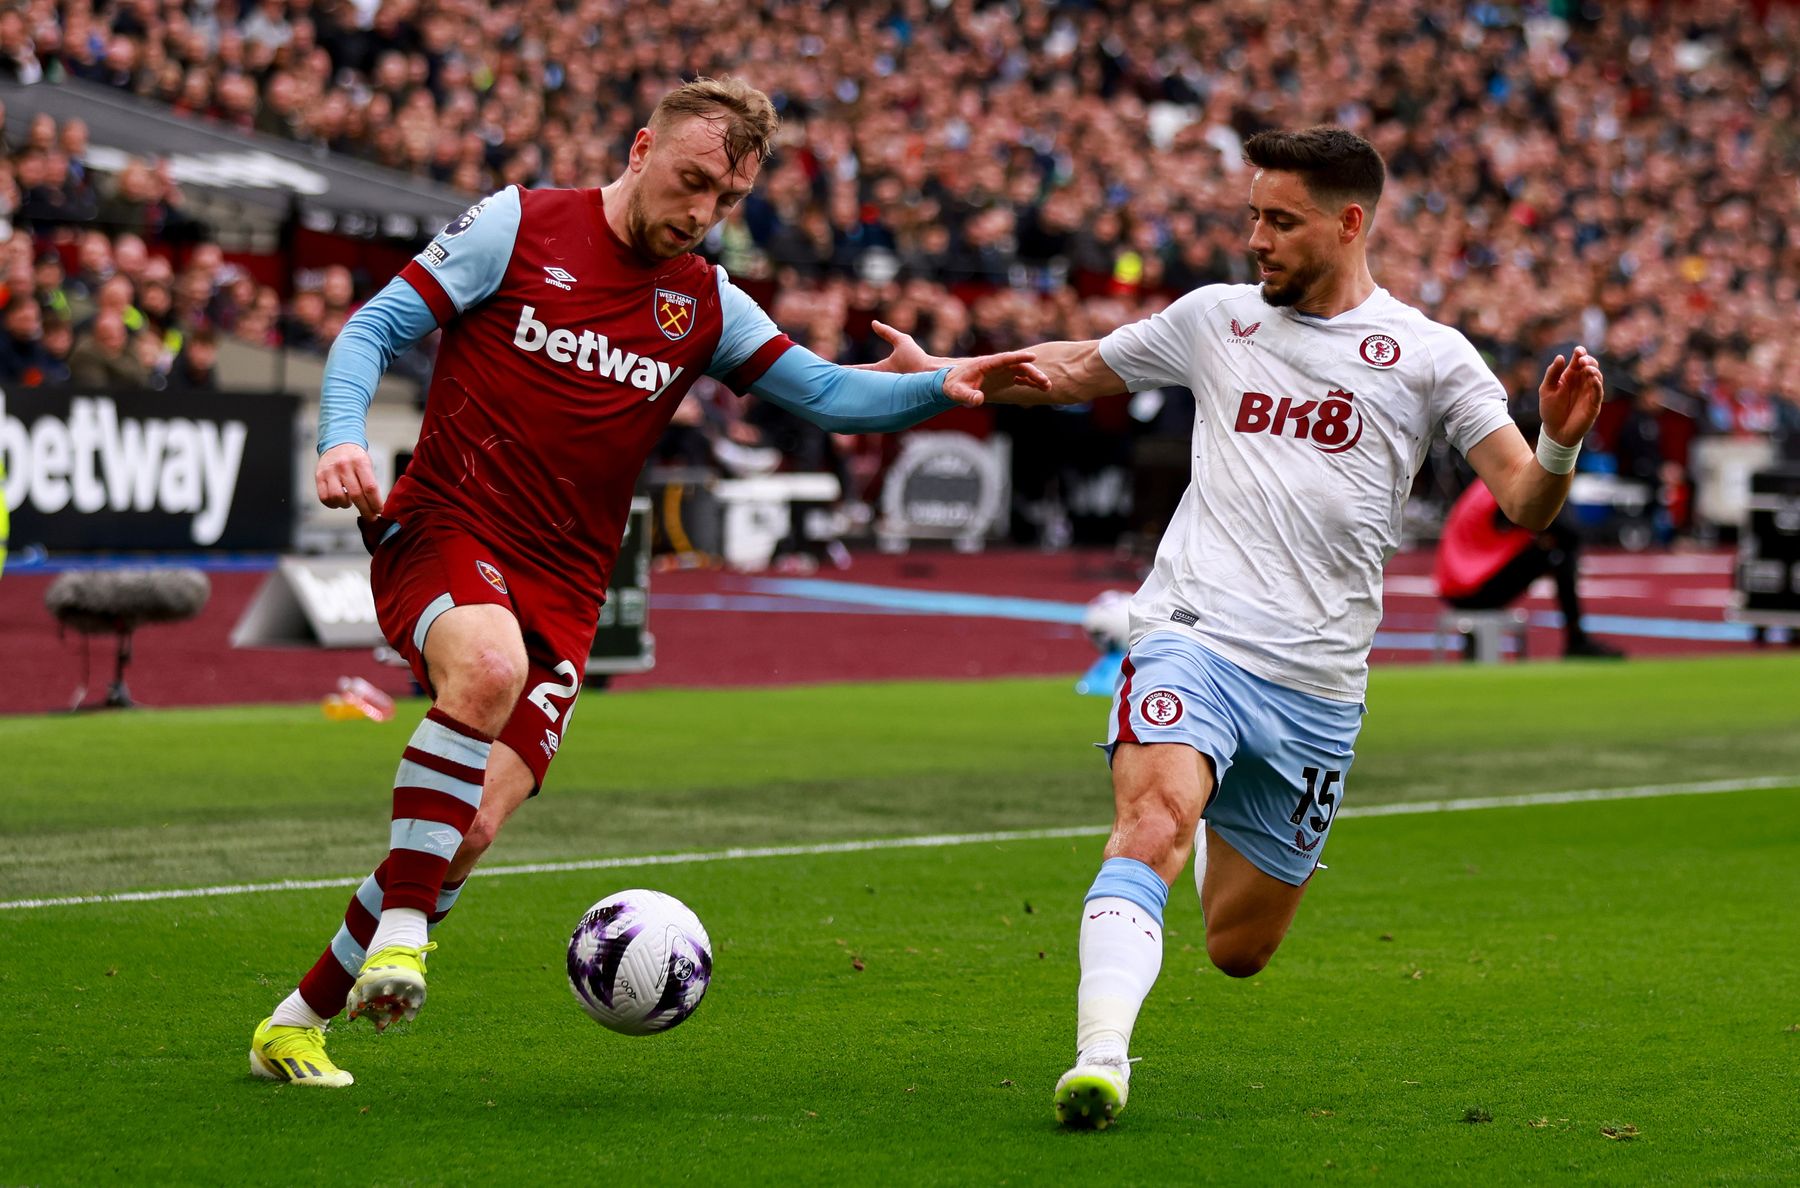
[3,654,1798,1182]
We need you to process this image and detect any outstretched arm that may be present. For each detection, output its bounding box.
[749,343,1047,432]
[1465,346,1605,532]
[708,270,1043,427]
[865,321,1125,406]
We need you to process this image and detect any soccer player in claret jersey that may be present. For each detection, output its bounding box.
[883,126,1604,1128]
[248,77,1046,1088]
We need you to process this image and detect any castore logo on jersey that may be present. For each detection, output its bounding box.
[1228,318,1262,344]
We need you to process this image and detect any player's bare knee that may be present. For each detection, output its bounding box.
[1111,793,1197,873]
[1206,931,1275,979]
[441,646,527,722]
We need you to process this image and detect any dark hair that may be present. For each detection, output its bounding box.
[1243,126,1386,213]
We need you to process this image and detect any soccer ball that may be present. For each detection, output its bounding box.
[1081,590,1133,654]
[566,889,713,1035]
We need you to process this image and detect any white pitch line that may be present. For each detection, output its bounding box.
[1336,774,1798,818]
[2,775,1795,912]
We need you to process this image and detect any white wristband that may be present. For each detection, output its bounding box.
[1535,432,1581,475]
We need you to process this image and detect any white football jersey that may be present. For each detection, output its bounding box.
[1099,284,1514,702]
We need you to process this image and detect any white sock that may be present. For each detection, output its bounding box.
[270,989,330,1031]
[367,907,429,953]
[1077,896,1164,1063]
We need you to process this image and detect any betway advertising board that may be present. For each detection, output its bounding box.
[0,387,297,550]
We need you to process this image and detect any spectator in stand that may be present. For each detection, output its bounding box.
[22,111,53,154]
[77,273,139,336]
[48,146,98,222]
[14,149,74,225]
[171,266,215,332]
[136,278,181,351]
[34,251,72,322]
[95,162,157,232]
[0,161,16,238]
[0,9,44,84]
[59,119,91,183]
[231,301,276,349]
[280,284,328,353]
[241,0,292,55]
[40,314,74,382]
[317,264,357,324]
[66,230,113,309]
[0,293,61,385]
[168,326,218,389]
[95,159,194,241]
[67,309,148,387]
[0,237,32,307]
[111,234,151,286]
[132,327,170,389]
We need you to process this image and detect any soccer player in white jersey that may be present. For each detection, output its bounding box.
[881,125,1603,1127]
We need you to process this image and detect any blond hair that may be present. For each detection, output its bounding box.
[649,77,780,171]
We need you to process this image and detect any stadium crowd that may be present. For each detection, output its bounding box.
[0,99,375,388]
[1,0,1797,517]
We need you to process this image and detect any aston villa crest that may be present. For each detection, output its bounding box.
[654,289,696,341]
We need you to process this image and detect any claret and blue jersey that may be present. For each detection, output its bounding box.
[319,185,955,597]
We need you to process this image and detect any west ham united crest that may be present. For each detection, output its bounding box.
[654,289,696,341]
[476,559,509,594]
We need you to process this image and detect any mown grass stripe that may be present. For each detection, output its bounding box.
[2,774,1792,912]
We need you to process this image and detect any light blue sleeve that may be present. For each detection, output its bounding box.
[706,267,782,379]
[317,279,438,454]
[750,345,954,433]
[412,186,523,314]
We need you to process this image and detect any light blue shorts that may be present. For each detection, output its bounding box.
[1102,631,1365,886]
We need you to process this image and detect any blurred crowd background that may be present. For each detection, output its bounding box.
[2,0,1797,547]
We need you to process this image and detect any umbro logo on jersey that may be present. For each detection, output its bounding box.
[1234,388,1364,454]
[1228,318,1262,344]
[543,266,577,291]
[513,305,686,399]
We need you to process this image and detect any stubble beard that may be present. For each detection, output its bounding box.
[625,188,678,261]
[1259,257,1325,308]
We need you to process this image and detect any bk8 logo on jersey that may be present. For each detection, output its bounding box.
[1233,389,1363,454]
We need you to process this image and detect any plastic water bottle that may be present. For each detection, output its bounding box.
[321,676,396,722]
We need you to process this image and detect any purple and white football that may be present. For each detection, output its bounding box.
[567,889,713,1035]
